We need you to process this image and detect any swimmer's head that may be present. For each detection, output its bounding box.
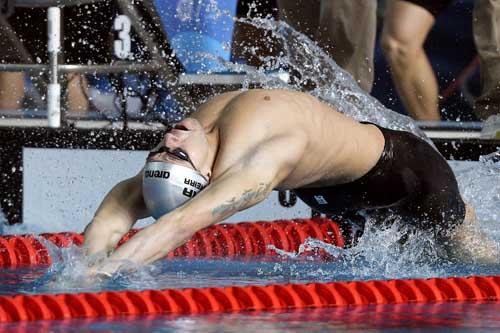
[142,161,208,219]
[151,118,213,180]
[142,119,213,218]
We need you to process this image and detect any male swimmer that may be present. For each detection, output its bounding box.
[84,89,498,275]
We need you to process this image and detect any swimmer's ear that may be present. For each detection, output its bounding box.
[199,169,211,183]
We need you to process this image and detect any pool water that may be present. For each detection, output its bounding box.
[1,255,500,296]
[1,219,500,297]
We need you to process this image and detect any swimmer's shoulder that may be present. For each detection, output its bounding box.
[196,90,243,112]
[192,90,244,125]
[222,89,316,115]
[217,90,314,138]
[232,89,308,103]
[233,89,344,117]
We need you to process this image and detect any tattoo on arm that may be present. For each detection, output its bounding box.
[212,182,272,218]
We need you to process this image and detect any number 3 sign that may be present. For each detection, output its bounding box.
[113,15,131,60]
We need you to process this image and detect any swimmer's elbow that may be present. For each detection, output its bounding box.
[84,216,130,255]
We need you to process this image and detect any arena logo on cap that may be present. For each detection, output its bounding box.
[182,188,198,198]
[184,178,204,190]
[145,170,170,179]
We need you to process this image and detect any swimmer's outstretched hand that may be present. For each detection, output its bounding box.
[87,260,123,279]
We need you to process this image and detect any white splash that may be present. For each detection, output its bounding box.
[267,218,449,281]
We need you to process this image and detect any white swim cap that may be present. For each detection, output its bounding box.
[142,161,208,219]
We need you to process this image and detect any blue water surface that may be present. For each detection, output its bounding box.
[0,255,500,296]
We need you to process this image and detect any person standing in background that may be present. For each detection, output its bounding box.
[0,3,113,114]
[277,0,377,92]
[473,0,500,120]
[0,72,24,110]
[380,1,454,121]
[0,13,30,111]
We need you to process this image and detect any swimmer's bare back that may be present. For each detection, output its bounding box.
[191,89,385,190]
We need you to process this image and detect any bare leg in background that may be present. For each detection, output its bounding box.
[0,72,24,110]
[381,0,441,120]
[67,74,90,114]
[473,0,500,120]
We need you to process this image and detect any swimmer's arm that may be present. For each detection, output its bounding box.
[84,171,149,256]
[101,171,276,268]
[96,135,305,272]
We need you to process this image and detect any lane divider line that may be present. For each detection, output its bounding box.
[0,218,344,267]
[0,275,498,322]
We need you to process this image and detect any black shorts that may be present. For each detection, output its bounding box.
[404,0,454,17]
[294,125,465,239]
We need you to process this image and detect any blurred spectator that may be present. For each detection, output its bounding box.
[66,74,90,114]
[0,72,24,110]
[0,3,113,115]
[277,0,377,92]
[154,0,238,73]
[380,0,452,121]
[0,71,89,113]
[0,12,31,111]
[473,0,500,120]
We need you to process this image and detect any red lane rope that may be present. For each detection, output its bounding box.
[0,219,498,322]
[0,275,498,322]
[0,218,345,268]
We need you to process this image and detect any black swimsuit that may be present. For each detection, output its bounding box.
[293,124,465,243]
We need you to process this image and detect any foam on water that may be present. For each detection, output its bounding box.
[454,150,500,224]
